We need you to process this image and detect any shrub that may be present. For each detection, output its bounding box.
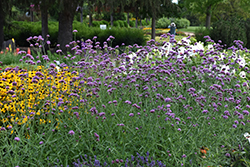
[156,17,190,29]
[118,20,125,27]
[156,17,171,28]
[4,21,146,47]
[210,17,247,47]
[173,18,190,28]
[113,21,120,27]
[129,20,135,27]
[100,20,109,26]
[92,21,100,27]
[245,18,250,49]
[102,12,126,21]
[141,20,149,26]
[123,21,129,28]
[77,27,146,47]
[195,27,211,44]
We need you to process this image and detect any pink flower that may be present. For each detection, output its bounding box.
[69,130,75,135]
[14,137,20,142]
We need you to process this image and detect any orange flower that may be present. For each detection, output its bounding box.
[27,48,31,54]
[16,48,20,53]
[200,148,207,154]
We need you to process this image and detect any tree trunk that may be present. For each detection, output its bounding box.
[151,13,156,40]
[205,5,212,29]
[135,17,138,28]
[140,15,142,27]
[135,9,138,28]
[127,12,129,25]
[0,1,4,50]
[41,1,48,53]
[58,2,76,53]
[110,12,114,27]
[30,9,34,22]
[80,7,83,23]
[89,11,93,27]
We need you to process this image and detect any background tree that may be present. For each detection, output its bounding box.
[103,0,121,26]
[184,0,224,29]
[57,0,80,53]
[213,0,250,21]
[0,1,5,50]
[0,0,28,50]
[141,0,172,39]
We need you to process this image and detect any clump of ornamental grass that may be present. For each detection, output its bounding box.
[1,30,250,167]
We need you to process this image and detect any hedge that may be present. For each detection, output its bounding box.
[210,17,248,48]
[4,21,146,47]
[156,17,190,29]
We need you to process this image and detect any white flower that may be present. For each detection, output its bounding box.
[127,52,137,64]
[238,56,246,67]
[239,71,246,78]
[208,44,213,50]
[55,66,61,72]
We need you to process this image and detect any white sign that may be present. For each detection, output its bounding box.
[100,25,107,30]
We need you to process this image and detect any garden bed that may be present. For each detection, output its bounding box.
[0,33,250,166]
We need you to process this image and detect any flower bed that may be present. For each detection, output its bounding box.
[1,32,250,166]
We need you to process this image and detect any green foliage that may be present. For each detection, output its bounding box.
[92,21,100,27]
[245,18,250,49]
[4,21,145,47]
[210,17,247,47]
[77,27,146,47]
[141,20,149,26]
[118,20,125,27]
[0,52,23,65]
[156,17,190,29]
[174,18,190,28]
[156,17,171,28]
[4,21,42,47]
[102,12,126,21]
[129,20,135,27]
[194,27,210,44]
[113,21,120,27]
[99,20,109,25]
[123,21,129,28]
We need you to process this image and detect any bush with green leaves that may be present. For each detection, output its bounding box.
[173,18,190,29]
[113,21,120,27]
[99,20,109,25]
[245,18,250,49]
[77,27,146,47]
[156,17,171,28]
[92,21,101,28]
[210,17,247,48]
[129,20,136,27]
[195,27,211,45]
[141,20,149,26]
[118,20,125,27]
[4,21,146,47]
[123,21,129,28]
[156,17,190,29]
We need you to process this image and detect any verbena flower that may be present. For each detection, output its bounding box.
[14,137,20,142]
[69,130,75,135]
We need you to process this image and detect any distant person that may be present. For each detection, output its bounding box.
[168,22,176,45]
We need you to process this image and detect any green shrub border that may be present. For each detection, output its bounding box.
[4,21,146,47]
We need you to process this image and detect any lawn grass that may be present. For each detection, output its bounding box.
[178,26,203,33]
